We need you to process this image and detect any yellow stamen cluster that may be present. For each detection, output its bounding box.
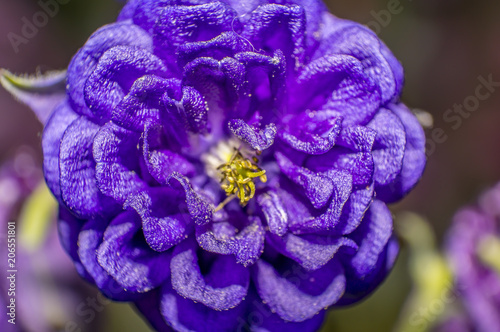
[216,149,267,210]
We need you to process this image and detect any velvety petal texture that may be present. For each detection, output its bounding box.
[39,0,426,331]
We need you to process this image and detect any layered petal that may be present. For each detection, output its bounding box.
[84,46,168,124]
[59,116,118,218]
[252,257,346,322]
[93,122,147,204]
[196,216,265,266]
[267,233,357,271]
[279,110,342,155]
[161,284,247,332]
[67,22,152,119]
[170,239,249,310]
[291,54,381,126]
[97,210,171,293]
[344,199,394,279]
[314,15,403,103]
[42,101,78,201]
[367,108,406,189]
[126,188,193,252]
[57,206,90,281]
[78,217,142,300]
[153,2,240,60]
[375,103,426,202]
[257,190,288,236]
[228,119,277,151]
[243,289,326,332]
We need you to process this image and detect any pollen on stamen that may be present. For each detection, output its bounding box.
[202,139,267,211]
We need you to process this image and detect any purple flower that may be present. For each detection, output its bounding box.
[38,0,425,330]
[446,183,500,332]
[0,151,99,332]
[433,315,475,332]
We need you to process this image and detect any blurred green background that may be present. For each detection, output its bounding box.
[1,0,500,331]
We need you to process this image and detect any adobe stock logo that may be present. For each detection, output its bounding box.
[7,0,71,54]
[425,74,500,157]
[366,0,413,35]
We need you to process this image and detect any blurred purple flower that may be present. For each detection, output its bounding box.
[4,0,426,330]
[446,183,500,332]
[0,150,98,332]
[433,314,475,332]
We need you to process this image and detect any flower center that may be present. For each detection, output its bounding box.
[218,149,267,206]
[203,139,267,211]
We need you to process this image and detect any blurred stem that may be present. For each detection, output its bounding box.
[392,213,453,332]
[18,182,57,252]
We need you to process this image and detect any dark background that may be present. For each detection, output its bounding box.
[1,0,499,331]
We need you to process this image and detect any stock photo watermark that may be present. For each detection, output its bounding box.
[5,221,17,325]
[7,0,71,54]
[404,278,469,332]
[425,74,500,157]
[366,0,413,35]
[63,279,132,332]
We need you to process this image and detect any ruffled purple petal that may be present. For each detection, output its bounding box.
[314,15,403,103]
[161,283,247,332]
[57,206,91,281]
[267,233,357,271]
[376,103,426,203]
[67,22,152,119]
[59,116,119,218]
[288,169,353,234]
[252,257,345,322]
[125,188,193,252]
[257,190,288,236]
[153,2,240,61]
[96,210,171,293]
[167,172,214,226]
[337,125,377,152]
[279,110,342,155]
[335,183,374,235]
[111,75,171,132]
[175,85,210,133]
[84,45,168,124]
[170,239,249,310]
[233,50,287,120]
[143,121,195,182]
[292,54,381,126]
[229,119,277,151]
[367,108,406,188]
[243,4,306,71]
[345,199,393,279]
[338,234,399,306]
[78,217,143,301]
[243,289,326,332]
[177,31,251,67]
[276,152,334,210]
[42,100,78,201]
[93,122,147,204]
[305,147,374,187]
[196,216,265,266]
[182,56,246,132]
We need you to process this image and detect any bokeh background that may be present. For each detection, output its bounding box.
[1,0,499,331]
